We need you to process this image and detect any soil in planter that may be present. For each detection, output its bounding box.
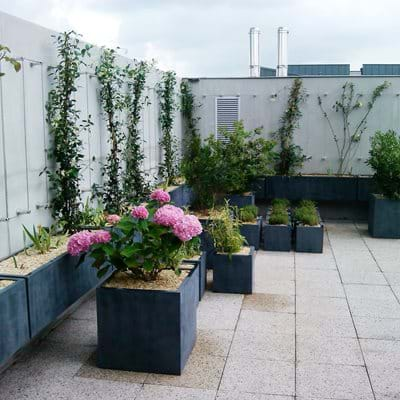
[0,279,14,289]
[104,269,189,291]
[0,236,68,276]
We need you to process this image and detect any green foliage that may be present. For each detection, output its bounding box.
[294,201,319,226]
[239,205,258,223]
[273,78,307,175]
[181,239,201,259]
[45,31,92,232]
[208,204,245,255]
[271,198,290,209]
[123,60,152,203]
[0,44,21,76]
[318,81,390,175]
[268,211,289,225]
[297,200,316,209]
[22,225,64,254]
[80,198,106,227]
[157,71,179,185]
[95,48,126,213]
[367,130,400,199]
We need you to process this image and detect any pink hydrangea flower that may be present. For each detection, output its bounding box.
[92,230,112,244]
[153,205,184,227]
[150,189,171,203]
[67,230,94,256]
[131,205,149,219]
[172,215,203,242]
[106,214,121,225]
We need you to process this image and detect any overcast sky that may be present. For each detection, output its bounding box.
[0,0,399,76]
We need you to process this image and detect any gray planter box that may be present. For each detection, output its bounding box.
[0,278,30,367]
[168,185,184,207]
[295,220,324,253]
[263,214,292,252]
[182,185,194,207]
[240,217,262,250]
[96,267,198,375]
[198,218,215,269]
[225,193,255,208]
[368,194,400,238]
[2,253,110,338]
[183,251,206,301]
[212,247,254,294]
[357,176,374,202]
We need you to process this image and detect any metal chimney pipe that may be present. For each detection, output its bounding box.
[277,26,289,77]
[249,27,260,77]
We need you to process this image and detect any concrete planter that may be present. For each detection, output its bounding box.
[225,193,255,208]
[96,267,198,375]
[2,253,110,338]
[183,251,207,301]
[368,194,400,238]
[295,215,324,253]
[0,278,30,367]
[240,217,262,250]
[263,212,292,252]
[212,247,254,294]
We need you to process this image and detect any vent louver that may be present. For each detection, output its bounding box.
[215,96,240,141]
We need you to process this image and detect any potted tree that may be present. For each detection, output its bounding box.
[67,189,203,375]
[238,205,262,250]
[209,205,255,294]
[367,130,400,238]
[263,199,292,252]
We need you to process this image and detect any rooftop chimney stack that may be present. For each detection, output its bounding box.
[277,26,289,77]
[249,27,260,77]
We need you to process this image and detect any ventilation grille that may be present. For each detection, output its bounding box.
[216,97,240,141]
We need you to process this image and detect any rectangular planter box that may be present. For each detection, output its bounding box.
[225,193,255,208]
[263,219,292,252]
[168,185,184,207]
[295,221,324,253]
[181,185,194,207]
[357,176,374,202]
[2,253,110,338]
[96,267,198,375]
[212,247,254,294]
[198,218,215,269]
[368,194,400,238]
[0,278,30,367]
[240,217,262,250]
[183,251,206,302]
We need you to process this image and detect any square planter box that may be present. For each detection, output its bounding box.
[168,185,184,207]
[368,194,400,238]
[96,267,199,375]
[240,217,262,250]
[295,218,324,253]
[212,246,254,294]
[183,251,206,302]
[2,253,110,338]
[181,185,194,207]
[225,193,255,208]
[198,218,216,269]
[263,215,292,252]
[0,277,30,367]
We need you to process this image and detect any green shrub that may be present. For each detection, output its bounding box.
[297,200,316,210]
[268,211,289,225]
[271,198,290,209]
[367,130,400,200]
[239,205,258,222]
[294,204,319,226]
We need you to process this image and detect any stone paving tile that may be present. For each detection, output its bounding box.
[353,316,400,340]
[390,285,400,300]
[237,310,295,335]
[70,296,97,320]
[295,269,341,283]
[296,336,364,366]
[229,330,295,362]
[192,329,234,358]
[254,266,294,282]
[254,279,295,296]
[296,363,374,400]
[296,280,345,298]
[242,293,295,314]
[219,356,295,396]
[146,353,225,390]
[347,296,400,318]
[344,284,395,300]
[296,296,351,316]
[384,272,400,286]
[294,254,337,270]
[367,366,400,400]
[136,384,216,400]
[360,339,400,367]
[296,314,356,338]
[339,269,388,285]
[216,390,293,400]
[336,258,380,272]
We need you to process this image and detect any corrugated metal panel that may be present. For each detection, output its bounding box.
[215,97,240,141]
[288,64,350,76]
[260,67,276,77]
[362,64,400,75]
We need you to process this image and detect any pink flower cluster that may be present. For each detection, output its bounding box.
[154,205,184,227]
[106,214,121,225]
[172,215,203,242]
[131,205,149,219]
[150,189,170,203]
[67,230,111,256]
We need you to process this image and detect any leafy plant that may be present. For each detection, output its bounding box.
[0,45,21,76]
[123,60,151,203]
[294,201,319,226]
[367,130,400,200]
[80,198,106,227]
[157,71,179,185]
[271,198,290,209]
[318,81,390,175]
[273,78,307,175]
[45,31,92,232]
[96,48,126,214]
[268,211,289,225]
[22,225,53,254]
[239,205,258,223]
[208,204,245,255]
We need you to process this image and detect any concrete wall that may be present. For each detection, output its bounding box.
[189,76,400,175]
[0,12,183,260]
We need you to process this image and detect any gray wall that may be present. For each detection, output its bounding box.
[0,12,183,260]
[189,76,400,175]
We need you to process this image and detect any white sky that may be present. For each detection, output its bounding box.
[0,0,399,76]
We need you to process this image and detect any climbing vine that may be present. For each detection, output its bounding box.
[45,31,92,232]
[157,70,178,185]
[318,81,390,175]
[0,45,21,76]
[95,48,126,213]
[123,60,151,203]
[273,78,307,176]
